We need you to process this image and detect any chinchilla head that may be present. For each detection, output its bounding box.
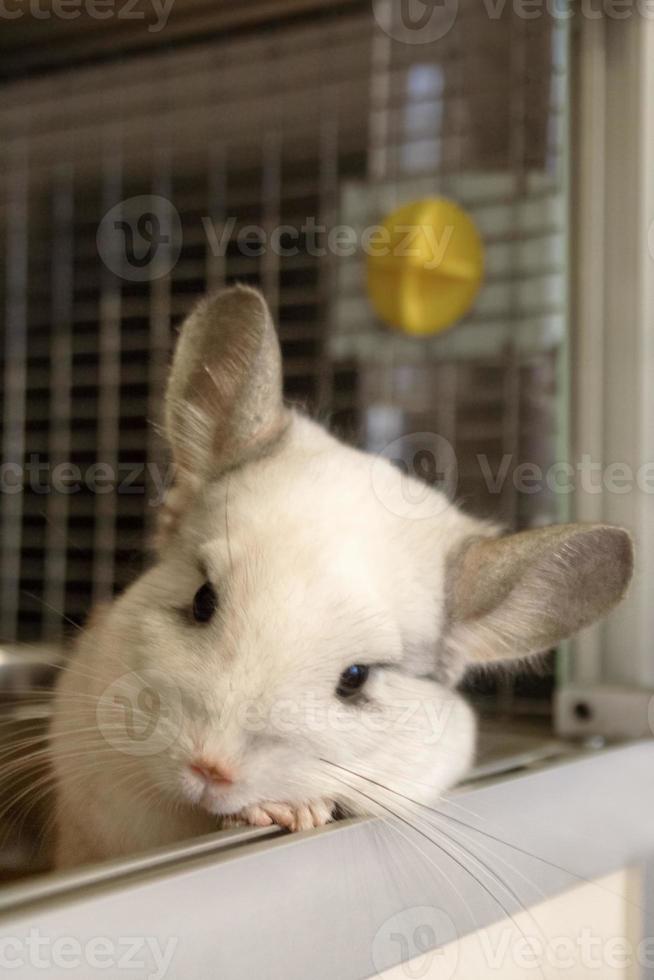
[76,286,634,819]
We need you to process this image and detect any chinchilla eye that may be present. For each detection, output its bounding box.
[192,582,218,623]
[337,664,369,699]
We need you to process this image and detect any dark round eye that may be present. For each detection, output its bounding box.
[337,664,369,699]
[192,582,218,623]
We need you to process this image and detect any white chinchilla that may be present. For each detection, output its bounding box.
[51,286,633,868]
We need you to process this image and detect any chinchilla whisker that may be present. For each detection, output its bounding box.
[324,762,550,980]
[0,738,104,771]
[378,794,553,955]
[330,779,479,930]
[328,760,635,959]
[322,756,614,902]
[39,764,146,848]
[20,592,83,633]
[0,744,128,788]
[322,759,545,978]
[327,767,528,933]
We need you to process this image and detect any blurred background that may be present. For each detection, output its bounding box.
[1,0,650,881]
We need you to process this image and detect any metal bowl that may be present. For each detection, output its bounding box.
[0,645,64,883]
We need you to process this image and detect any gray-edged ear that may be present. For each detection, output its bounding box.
[164,286,287,484]
[444,523,634,667]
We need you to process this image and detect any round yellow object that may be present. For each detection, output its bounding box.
[366,198,485,336]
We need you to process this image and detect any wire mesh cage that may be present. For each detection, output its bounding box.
[0,1,569,725]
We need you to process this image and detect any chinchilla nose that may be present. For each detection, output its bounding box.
[189,757,235,786]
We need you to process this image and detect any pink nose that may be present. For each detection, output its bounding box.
[189,759,234,786]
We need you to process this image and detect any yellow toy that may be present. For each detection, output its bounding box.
[366,197,485,336]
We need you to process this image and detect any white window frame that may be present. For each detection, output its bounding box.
[557,12,654,736]
[0,743,652,979]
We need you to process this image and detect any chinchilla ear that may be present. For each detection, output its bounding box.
[164,285,287,484]
[444,523,634,668]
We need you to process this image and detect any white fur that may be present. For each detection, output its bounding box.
[51,287,631,868]
[51,413,481,867]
